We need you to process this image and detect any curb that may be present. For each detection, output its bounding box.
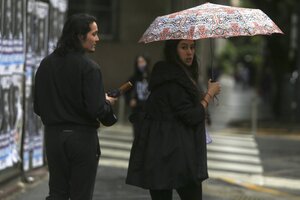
[0,181,24,200]
[0,167,48,200]
[217,127,300,140]
[216,177,299,199]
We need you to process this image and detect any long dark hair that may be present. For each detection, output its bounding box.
[54,13,97,55]
[164,40,199,82]
[133,54,150,77]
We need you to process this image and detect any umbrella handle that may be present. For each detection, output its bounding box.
[210,38,215,81]
[209,78,219,106]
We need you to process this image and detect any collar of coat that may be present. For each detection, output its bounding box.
[148,61,200,99]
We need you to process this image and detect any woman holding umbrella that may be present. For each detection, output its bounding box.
[126,2,282,199]
[126,39,221,200]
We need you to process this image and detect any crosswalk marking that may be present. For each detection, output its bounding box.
[99,126,262,173]
[100,134,132,141]
[208,160,263,173]
[211,138,257,148]
[207,152,261,164]
[101,148,130,159]
[98,125,300,191]
[100,158,128,169]
[212,133,254,140]
[100,140,132,150]
[207,144,259,155]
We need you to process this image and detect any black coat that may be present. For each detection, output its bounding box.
[126,61,208,190]
[34,51,116,128]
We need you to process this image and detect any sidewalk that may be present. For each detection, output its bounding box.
[4,166,298,200]
[2,75,300,199]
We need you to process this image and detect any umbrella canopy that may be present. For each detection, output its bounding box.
[139,2,283,43]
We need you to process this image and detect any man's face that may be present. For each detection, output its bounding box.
[81,22,100,52]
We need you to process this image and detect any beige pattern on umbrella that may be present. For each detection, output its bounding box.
[139,2,283,43]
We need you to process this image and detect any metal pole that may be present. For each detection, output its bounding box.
[118,95,126,124]
[251,94,257,136]
[297,2,300,119]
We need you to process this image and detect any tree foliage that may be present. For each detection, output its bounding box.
[217,0,299,117]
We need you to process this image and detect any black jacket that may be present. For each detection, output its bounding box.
[34,51,115,128]
[126,61,208,190]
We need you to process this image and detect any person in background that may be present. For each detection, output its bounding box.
[126,39,221,200]
[34,14,117,200]
[127,55,150,137]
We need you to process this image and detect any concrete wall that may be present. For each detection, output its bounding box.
[89,1,171,89]
[87,0,214,89]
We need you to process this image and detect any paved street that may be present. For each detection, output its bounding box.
[3,75,300,200]
[5,125,299,200]
[208,75,300,195]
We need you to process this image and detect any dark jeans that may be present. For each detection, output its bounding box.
[45,126,100,200]
[149,183,202,200]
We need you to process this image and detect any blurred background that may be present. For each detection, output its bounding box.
[0,0,300,199]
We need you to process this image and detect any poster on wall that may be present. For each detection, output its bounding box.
[0,0,3,170]
[23,0,49,171]
[23,0,35,172]
[0,0,68,173]
[0,0,14,168]
[9,0,26,169]
[48,0,68,53]
[0,0,25,172]
[33,1,49,168]
[0,0,2,73]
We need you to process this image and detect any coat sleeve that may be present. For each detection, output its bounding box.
[82,65,116,126]
[168,83,206,126]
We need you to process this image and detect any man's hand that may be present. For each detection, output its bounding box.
[105,94,117,105]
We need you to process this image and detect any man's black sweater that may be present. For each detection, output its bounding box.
[34,51,114,128]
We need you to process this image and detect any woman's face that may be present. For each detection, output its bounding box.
[137,56,147,70]
[177,40,195,66]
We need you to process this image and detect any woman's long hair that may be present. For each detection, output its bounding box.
[54,13,97,55]
[164,40,199,82]
[133,54,150,78]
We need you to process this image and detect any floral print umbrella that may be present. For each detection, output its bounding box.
[139,2,283,43]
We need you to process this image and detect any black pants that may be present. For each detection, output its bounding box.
[131,107,144,138]
[45,126,100,200]
[149,184,202,200]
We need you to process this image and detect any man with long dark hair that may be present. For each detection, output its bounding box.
[34,14,117,200]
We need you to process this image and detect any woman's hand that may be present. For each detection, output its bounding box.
[207,79,221,97]
[105,94,117,105]
[130,99,137,108]
[200,79,221,108]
